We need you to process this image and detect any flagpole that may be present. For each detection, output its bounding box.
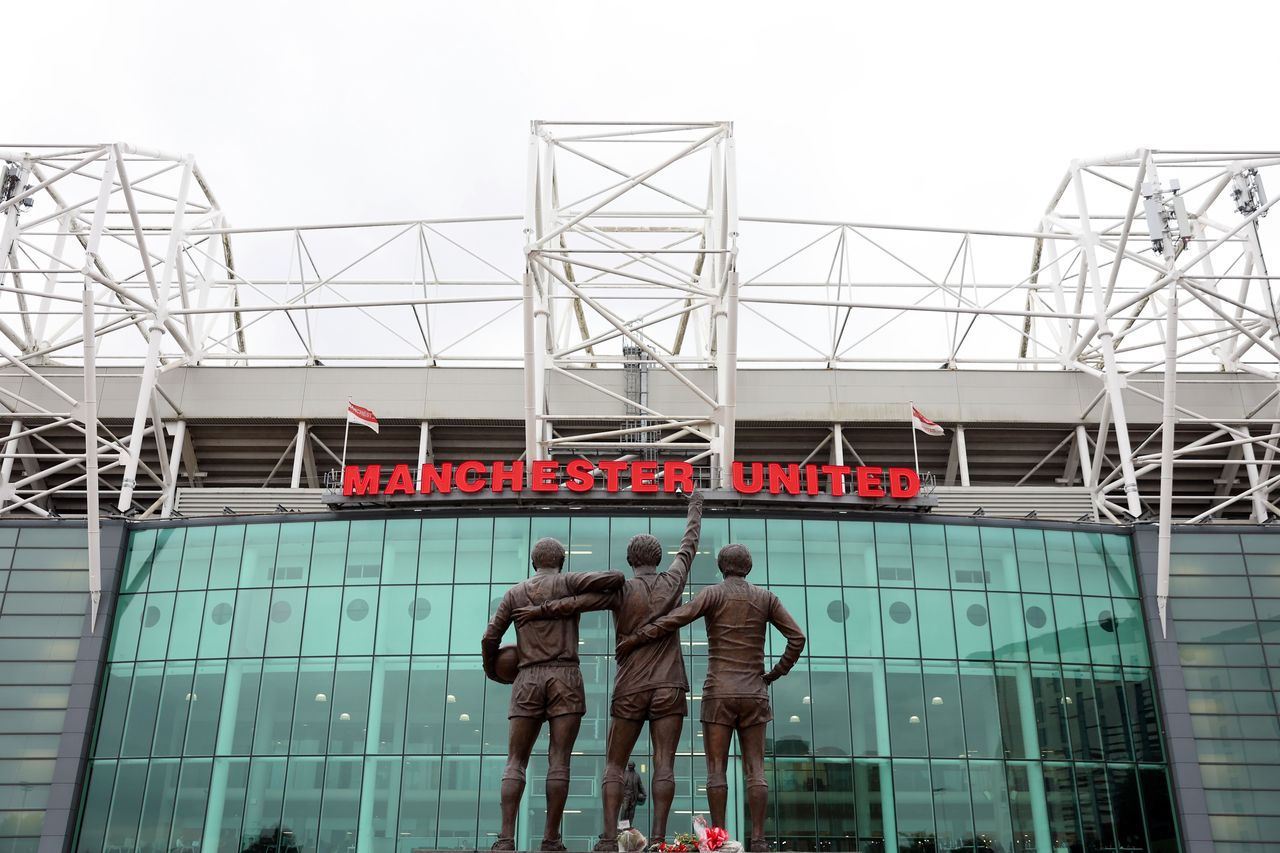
[341,396,351,472]
[909,400,919,473]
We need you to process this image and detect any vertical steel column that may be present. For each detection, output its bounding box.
[522,267,539,466]
[1073,161,1143,517]
[0,420,21,508]
[118,155,194,511]
[290,421,307,489]
[1074,424,1094,489]
[416,421,431,490]
[82,148,115,631]
[160,420,186,518]
[1156,280,1180,638]
[956,424,971,487]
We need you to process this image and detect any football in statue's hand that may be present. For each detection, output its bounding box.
[493,644,519,684]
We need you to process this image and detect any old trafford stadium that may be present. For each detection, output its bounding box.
[0,124,1277,853]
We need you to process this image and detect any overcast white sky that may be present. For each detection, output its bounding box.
[17,0,1279,233]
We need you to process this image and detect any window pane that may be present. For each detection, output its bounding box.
[337,588,379,656]
[806,588,846,657]
[275,522,313,586]
[916,590,956,660]
[264,588,306,657]
[301,587,342,657]
[880,590,919,659]
[419,519,457,583]
[1074,532,1110,596]
[185,660,227,757]
[981,526,1018,591]
[988,591,1027,662]
[252,659,299,755]
[953,590,993,661]
[946,526,984,588]
[280,756,325,849]
[382,519,421,585]
[922,664,964,758]
[890,759,934,847]
[1014,528,1050,593]
[291,658,335,755]
[239,524,280,588]
[1044,531,1080,594]
[911,524,948,589]
[241,757,287,845]
[958,663,1002,759]
[875,523,912,587]
[802,520,840,585]
[885,663,927,757]
[346,519,385,584]
[311,521,349,586]
[838,522,876,587]
[492,517,530,584]
[150,528,185,592]
[329,658,374,755]
[375,585,414,655]
[458,518,495,579]
[167,591,205,660]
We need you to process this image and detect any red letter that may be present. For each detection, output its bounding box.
[384,464,414,495]
[821,464,850,496]
[420,463,452,494]
[663,461,695,494]
[888,467,921,498]
[855,466,885,497]
[768,463,801,495]
[565,459,595,492]
[531,460,560,492]
[598,460,627,492]
[343,465,381,496]
[732,461,763,494]
[805,464,820,495]
[491,461,524,493]
[632,461,659,493]
[455,460,486,493]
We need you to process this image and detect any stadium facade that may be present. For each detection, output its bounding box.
[0,126,1278,852]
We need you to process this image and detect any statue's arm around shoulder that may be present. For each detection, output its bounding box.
[513,590,620,625]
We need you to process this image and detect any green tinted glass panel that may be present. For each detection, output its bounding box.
[78,516,1173,852]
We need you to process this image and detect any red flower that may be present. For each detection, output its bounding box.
[703,827,728,851]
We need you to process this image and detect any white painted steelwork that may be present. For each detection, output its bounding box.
[2,131,1280,628]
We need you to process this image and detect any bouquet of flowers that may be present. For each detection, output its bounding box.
[692,816,740,853]
[617,827,648,852]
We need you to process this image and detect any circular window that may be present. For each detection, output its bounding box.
[270,601,292,623]
[143,606,160,628]
[346,598,370,621]
[211,603,233,625]
[966,604,988,627]
[827,600,850,623]
[889,601,912,624]
[1025,605,1047,629]
[411,598,432,621]
[1098,610,1115,633]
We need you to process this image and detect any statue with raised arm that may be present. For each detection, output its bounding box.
[616,543,806,853]
[513,491,704,850]
[482,537,625,852]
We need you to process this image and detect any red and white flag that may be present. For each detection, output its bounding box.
[347,402,380,434]
[911,406,945,437]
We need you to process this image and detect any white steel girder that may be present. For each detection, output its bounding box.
[522,122,738,486]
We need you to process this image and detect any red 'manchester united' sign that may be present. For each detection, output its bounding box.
[342,460,921,499]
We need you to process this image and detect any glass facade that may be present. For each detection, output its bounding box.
[1167,532,1280,851]
[0,525,93,853]
[75,514,1180,852]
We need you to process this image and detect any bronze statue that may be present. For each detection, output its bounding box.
[616,543,806,853]
[620,761,646,825]
[513,492,704,850]
[481,538,625,852]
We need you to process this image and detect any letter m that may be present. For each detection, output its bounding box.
[343,465,382,496]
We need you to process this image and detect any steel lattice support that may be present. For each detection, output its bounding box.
[522,122,738,485]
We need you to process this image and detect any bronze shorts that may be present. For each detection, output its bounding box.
[509,664,586,720]
[611,686,688,721]
[699,695,773,728]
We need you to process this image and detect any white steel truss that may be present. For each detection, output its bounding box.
[523,121,738,485]
[2,132,1280,631]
